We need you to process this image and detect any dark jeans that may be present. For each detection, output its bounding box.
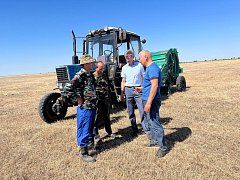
[125,87,144,132]
[142,99,167,151]
[93,99,112,136]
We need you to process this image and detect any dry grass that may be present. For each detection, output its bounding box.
[0,60,240,179]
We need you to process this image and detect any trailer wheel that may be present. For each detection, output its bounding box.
[176,75,186,91]
[38,92,68,123]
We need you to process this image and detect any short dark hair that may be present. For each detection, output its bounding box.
[125,49,135,58]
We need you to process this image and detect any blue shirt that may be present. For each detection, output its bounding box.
[142,62,162,101]
[121,61,144,86]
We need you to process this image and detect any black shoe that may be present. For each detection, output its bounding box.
[156,148,169,158]
[81,154,96,162]
[79,147,96,162]
[88,148,98,156]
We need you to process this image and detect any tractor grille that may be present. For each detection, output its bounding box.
[56,67,69,83]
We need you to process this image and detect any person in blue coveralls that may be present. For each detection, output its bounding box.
[70,54,97,162]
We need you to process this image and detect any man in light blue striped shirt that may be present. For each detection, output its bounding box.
[121,50,148,135]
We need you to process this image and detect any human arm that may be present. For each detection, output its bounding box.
[71,73,85,106]
[120,77,126,101]
[120,67,126,101]
[144,78,158,113]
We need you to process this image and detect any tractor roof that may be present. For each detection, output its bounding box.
[87,26,139,37]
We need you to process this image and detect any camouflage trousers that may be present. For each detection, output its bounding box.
[93,99,112,136]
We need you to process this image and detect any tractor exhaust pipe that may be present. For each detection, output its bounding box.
[72,30,79,64]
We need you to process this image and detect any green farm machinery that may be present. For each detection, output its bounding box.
[151,48,186,94]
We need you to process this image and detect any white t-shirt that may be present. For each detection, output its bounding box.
[121,61,145,86]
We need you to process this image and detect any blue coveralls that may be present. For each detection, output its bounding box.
[77,107,96,148]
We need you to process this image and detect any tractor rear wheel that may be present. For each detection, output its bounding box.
[176,75,186,91]
[38,92,68,123]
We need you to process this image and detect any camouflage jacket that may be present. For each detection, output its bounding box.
[65,68,97,109]
[93,72,111,101]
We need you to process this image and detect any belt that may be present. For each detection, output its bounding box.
[125,86,141,88]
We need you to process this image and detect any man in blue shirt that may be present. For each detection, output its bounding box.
[121,50,146,135]
[139,50,169,158]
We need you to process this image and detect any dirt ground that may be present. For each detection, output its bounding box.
[0,59,239,179]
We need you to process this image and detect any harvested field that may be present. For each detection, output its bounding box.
[0,59,240,179]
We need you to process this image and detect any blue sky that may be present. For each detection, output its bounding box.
[0,0,240,75]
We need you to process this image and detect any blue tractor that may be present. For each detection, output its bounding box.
[38,27,186,123]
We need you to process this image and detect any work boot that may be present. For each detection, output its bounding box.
[156,148,169,158]
[80,147,96,163]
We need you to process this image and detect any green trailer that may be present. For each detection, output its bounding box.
[151,48,186,94]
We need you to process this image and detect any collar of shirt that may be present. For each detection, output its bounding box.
[127,61,138,67]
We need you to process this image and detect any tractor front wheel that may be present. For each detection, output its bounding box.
[38,92,68,123]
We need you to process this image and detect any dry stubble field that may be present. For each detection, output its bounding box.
[0,60,240,179]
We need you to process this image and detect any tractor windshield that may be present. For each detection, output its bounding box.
[86,33,116,63]
[117,36,141,60]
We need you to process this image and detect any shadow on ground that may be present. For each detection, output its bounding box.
[161,117,173,125]
[165,127,192,150]
[110,115,125,125]
[95,125,144,154]
[94,117,177,155]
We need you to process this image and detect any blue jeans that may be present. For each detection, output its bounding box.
[142,99,167,151]
[125,87,144,132]
[76,106,96,148]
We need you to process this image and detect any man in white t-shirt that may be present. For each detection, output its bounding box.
[121,50,149,136]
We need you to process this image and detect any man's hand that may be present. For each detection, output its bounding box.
[120,91,125,101]
[134,87,142,93]
[77,97,84,106]
[144,102,151,113]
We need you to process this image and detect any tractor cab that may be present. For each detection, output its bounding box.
[72,27,146,99]
[73,27,145,63]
